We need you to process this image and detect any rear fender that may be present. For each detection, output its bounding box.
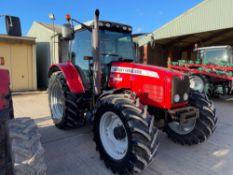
[48,62,85,94]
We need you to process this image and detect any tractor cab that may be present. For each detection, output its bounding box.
[195,45,233,65]
[69,21,135,88]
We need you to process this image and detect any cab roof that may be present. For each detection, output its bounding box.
[74,20,132,33]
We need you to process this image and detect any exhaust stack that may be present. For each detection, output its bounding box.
[92,9,102,95]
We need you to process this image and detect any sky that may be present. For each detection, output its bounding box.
[0,0,203,35]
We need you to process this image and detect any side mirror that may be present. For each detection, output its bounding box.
[62,23,74,40]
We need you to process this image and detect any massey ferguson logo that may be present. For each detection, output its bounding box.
[111,66,160,78]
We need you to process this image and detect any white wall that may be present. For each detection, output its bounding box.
[27,22,59,89]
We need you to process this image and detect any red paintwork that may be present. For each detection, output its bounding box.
[108,62,188,109]
[0,69,10,111]
[169,63,233,81]
[49,61,85,94]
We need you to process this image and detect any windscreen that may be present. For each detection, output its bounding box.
[100,30,135,64]
[71,29,135,87]
[197,48,231,65]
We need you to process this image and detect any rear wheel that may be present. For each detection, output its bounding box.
[48,72,85,129]
[165,91,217,145]
[94,92,159,174]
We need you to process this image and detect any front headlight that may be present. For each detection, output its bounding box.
[183,93,189,101]
[174,94,180,103]
[172,75,190,104]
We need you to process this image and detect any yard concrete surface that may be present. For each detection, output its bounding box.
[13,93,233,175]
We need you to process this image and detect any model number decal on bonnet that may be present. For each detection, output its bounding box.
[111,66,160,78]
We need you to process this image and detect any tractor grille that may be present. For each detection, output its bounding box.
[172,75,190,103]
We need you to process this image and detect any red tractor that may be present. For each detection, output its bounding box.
[48,10,217,174]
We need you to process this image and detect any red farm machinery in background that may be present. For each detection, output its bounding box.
[169,45,233,97]
[47,10,217,174]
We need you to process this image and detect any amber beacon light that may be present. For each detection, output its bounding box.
[65,14,71,21]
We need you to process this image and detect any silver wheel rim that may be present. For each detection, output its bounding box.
[190,76,204,92]
[99,111,128,160]
[49,81,65,122]
[168,119,196,135]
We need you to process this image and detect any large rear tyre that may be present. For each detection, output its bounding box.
[7,118,47,175]
[165,91,217,145]
[48,72,85,129]
[93,92,159,174]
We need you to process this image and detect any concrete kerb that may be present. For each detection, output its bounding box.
[12,90,48,96]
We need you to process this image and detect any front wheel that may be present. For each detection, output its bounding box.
[165,91,217,145]
[93,93,159,174]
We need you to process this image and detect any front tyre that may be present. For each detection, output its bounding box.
[165,91,217,145]
[94,93,159,174]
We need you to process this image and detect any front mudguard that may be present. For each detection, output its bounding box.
[49,61,85,94]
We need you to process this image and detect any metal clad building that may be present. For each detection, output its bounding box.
[138,0,233,66]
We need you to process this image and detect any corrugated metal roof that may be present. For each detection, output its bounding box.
[138,0,233,46]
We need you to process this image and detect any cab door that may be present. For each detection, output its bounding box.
[72,30,92,89]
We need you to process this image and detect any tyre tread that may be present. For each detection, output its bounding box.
[7,118,47,175]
